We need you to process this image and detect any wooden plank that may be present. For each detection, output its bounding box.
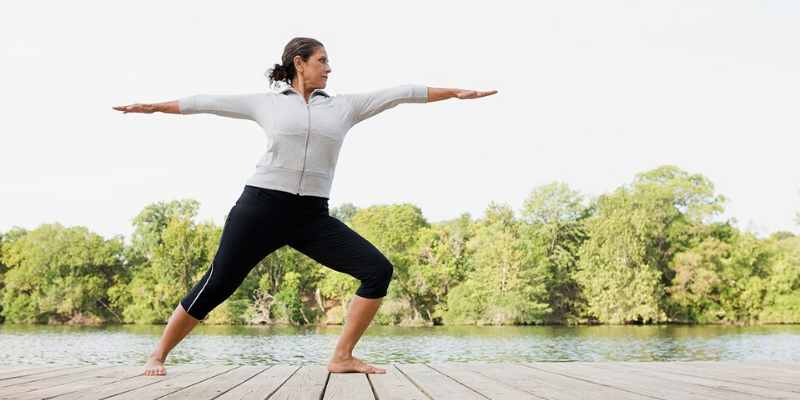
[0,366,33,373]
[637,362,800,393]
[466,362,651,400]
[268,365,328,400]
[0,365,101,388]
[718,361,800,374]
[524,362,769,400]
[215,365,299,400]
[10,366,137,400]
[427,363,538,400]
[106,365,237,400]
[601,362,800,399]
[395,364,486,400]
[368,365,427,400]
[0,365,106,395]
[159,366,267,399]
[686,361,800,383]
[0,365,75,380]
[757,361,800,371]
[324,372,374,400]
[0,365,52,377]
[1,362,799,400]
[50,365,207,400]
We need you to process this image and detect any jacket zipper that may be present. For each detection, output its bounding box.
[296,103,311,194]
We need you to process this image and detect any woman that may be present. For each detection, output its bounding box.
[114,37,496,376]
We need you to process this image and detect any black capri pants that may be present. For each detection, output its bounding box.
[180,185,393,320]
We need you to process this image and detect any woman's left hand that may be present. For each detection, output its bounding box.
[455,89,498,100]
[427,87,498,102]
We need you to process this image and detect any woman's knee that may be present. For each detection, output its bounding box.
[375,257,394,288]
[357,257,393,298]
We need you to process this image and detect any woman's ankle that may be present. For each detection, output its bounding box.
[330,349,353,360]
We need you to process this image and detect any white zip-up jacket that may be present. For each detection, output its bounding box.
[179,84,428,198]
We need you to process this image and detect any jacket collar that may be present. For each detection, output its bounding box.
[279,85,331,99]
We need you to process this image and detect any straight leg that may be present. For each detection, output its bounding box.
[143,188,290,375]
[143,304,199,375]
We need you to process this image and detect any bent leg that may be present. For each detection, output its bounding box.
[328,295,386,373]
[290,217,392,373]
[290,217,393,300]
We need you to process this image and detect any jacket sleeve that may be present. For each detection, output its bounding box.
[178,93,266,121]
[341,85,428,125]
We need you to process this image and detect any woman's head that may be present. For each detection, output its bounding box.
[267,37,327,88]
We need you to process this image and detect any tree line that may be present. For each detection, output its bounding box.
[1,166,799,326]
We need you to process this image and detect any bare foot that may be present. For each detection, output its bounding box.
[327,354,386,374]
[143,356,167,376]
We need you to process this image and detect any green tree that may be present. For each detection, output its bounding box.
[0,231,6,278]
[349,203,429,323]
[576,191,664,324]
[350,204,428,254]
[330,203,358,223]
[445,204,550,325]
[665,237,726,322]
[761,235,800,322]
[317,265,359,322]
[715,230,771,322]
[271,271,307,324]
[771,231,795,241]
[113,200,220,324]
[0,228,27,323]
[577,166,724,324]
[1,224,124,324]
[128,199,203,263]
[409,214,472,323]
[522,182,590,324]
[198,244,326,326]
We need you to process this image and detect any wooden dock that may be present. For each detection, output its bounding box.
[0,362,797,399]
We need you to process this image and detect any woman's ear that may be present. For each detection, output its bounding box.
[294,55,304,73]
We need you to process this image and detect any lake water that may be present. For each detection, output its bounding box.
[2,324,799,366]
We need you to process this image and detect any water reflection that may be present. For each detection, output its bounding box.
[1,324,799,365]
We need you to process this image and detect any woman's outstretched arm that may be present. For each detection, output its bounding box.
[112,100,180,114]
[427,88,498,103]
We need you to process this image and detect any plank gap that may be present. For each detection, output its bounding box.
[424,363,508,400]
[209,366,272,400]
[469,365,550,400]
[366,373,379,400]
[317,370,331,400]
[394,365,442,400]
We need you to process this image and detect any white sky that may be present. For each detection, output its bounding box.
[1,0,799,242]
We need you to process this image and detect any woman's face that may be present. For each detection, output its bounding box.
[297,46,331,90]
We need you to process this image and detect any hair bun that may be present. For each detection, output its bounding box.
[266,63,288,84]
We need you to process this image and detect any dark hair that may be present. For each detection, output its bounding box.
[266,37,324,87]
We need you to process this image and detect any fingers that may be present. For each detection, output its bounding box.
[456,89,498,100]
[112,104,153,114]
[112,105,136,114]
